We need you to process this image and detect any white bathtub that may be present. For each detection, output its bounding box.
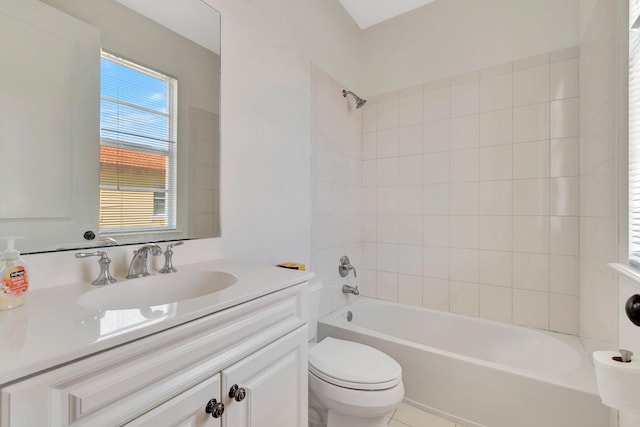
[318,297,610,427]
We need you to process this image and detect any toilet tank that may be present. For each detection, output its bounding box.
[308,280,324,342]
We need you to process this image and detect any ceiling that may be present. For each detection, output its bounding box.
[338,0,437,29]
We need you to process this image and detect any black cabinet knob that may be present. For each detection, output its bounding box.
[205,398,225,418]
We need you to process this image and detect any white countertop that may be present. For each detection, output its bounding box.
[0,259,314,386]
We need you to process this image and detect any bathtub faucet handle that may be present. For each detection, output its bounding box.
[338,255,357,278]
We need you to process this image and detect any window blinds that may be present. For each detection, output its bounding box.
[99,51,178,233]
[630,4,640,267]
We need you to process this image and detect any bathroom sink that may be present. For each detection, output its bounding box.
[76,271,237,310]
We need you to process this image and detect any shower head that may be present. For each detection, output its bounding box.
[342,89,367,109]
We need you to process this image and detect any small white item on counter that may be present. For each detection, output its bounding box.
[593,349,640,413]
[0,236,29,310]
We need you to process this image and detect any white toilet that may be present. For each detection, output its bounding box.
[307,281,404,427]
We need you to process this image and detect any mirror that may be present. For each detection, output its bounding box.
[0,0,221,253]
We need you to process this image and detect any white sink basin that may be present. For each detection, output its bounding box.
[77,271,237,310]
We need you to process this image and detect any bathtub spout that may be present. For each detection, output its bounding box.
[342,284,360,295]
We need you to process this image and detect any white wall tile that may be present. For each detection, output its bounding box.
[423,215,450,247]
[513,216,550,254]
[362,159,377,187]
[360,269,378,297]
[377,215,399,243]
[450,216,479,249]
[424,152,450,183]
[450,148,479,182]
[398,215,423,245]
[550,97,579,138]
[377,243,399,272]
[362,131,377,159]
[377,187,399,214]
[550,137,579,177]
[422,277,450,311]
[480,73,512,112]
[450,115,479,150]
[514,53,549,70]
[513,252,549,291]
[424,183,450,215]
[513,140,550,179]
[450,248,479,283]
[549,254,579,295]
[362,187,377,214]
[479,145,512,181]
[513,179,549,215]
[398,124,423,155]
[513,103,550,142]
[377,157,399,186]
[423,87,450,122]
[362,102,377,132]
[423,246,450,279]
[399,245,423,276]
[513,289,549,329]
[513,64,550,106]
[549,216,579,255]
[479,250,512,287]
[362,242,377,269]
[377,271,399,301]
[423,120,450,153]
[479,284,512,323]
[398,155,424,185]
[399,92,424,126]
[399,274,423,306]
[550,293,579,334]
[451,80,479,117]
[479,181,512,215]
[550,58,579,100]
[550,176,579,216]
[479,109,513,147]
[479,216,512,251]
[377,97,399,130]
[450,182,479,215]
[450,281,479,317]
[398,185,423,215]
[362,215,377,242]
[377,128,399,158]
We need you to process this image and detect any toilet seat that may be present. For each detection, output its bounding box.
[308,337,402,391]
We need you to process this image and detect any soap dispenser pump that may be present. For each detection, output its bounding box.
[0,237,29,310]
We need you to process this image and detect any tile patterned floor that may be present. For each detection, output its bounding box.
[386,403,465,427]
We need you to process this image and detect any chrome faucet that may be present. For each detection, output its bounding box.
[342,284,360,296]
[126,244,162,279]
[159,241,184,274]
[75,251,117,286]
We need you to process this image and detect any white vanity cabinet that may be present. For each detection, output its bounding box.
[0,283,308,427]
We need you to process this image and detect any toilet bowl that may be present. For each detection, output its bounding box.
[307,281,404,427]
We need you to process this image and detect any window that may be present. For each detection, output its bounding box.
[99,51,178,234]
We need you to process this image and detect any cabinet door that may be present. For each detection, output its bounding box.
[126,374,222,427]
[0,0,100,251]
[221,326,307,427]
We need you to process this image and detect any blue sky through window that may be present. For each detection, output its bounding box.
[100,57,171,150]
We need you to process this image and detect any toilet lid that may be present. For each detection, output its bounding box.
[308,337,402,390]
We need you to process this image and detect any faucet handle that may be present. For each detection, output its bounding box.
[159,241,183,274]
[75,251,117,286]
[338,255,357,278]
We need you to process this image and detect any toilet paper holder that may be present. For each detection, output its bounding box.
[625,294,640,327]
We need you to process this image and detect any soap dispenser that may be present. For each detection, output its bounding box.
[0,237,29,310]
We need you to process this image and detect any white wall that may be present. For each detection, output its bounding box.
[578,0,623,355]
[361,0,580,96]
[25,0,362,288]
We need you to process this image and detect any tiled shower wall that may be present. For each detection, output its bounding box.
[361,48,580,334]
[311,65,362,317]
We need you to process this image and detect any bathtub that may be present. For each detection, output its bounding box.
[318,297,610,427]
